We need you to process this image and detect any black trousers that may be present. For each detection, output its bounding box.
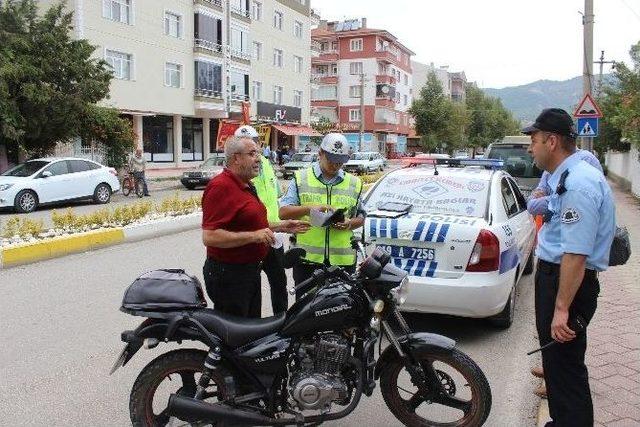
[535,259,600,427]
[262,246,288,314]
[292,262,355,300]
[203,258,262,318]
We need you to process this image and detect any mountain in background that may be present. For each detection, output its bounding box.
[483,75,613,123]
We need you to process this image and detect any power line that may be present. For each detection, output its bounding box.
[618,0,640,22]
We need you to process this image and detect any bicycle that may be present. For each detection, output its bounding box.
[121,171,144,198]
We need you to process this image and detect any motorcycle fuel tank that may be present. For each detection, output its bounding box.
[281,282,367,337]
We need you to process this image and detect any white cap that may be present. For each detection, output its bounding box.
[234,125,259,138]
[320,133,350,164]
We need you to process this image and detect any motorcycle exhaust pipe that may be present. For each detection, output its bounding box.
[167,394,287,426]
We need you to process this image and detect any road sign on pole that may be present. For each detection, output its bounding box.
[577,117,599,137]
[574,93,603,118]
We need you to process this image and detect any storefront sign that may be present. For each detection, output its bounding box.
[257,124,271,147]
[257,102,301,123]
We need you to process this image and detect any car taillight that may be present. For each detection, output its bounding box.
[466,229,500,272]
[108,168,118,176]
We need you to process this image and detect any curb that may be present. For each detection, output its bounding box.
[0,212,201,269]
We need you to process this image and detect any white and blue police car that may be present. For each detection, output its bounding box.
[361,158,537,328]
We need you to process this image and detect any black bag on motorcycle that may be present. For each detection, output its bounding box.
[121,269,207,312]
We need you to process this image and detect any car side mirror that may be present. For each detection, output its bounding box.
[41,171,52,178]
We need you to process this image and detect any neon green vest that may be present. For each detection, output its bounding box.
[294,168,362,266]
[252,156,280,223]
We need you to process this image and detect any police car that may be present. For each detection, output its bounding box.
[361,158,536,327]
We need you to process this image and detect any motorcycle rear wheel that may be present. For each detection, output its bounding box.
[380,347,491,427]
[129,349,229,427]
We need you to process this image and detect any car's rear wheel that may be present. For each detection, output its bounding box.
[489,277,517,329]
[14,190,38,213]
[93,183,112,204]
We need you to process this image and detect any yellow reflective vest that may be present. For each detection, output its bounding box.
[294,168,362,266]
[252,156,280,223]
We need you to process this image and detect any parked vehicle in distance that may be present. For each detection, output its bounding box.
[0,157,120,213]
[282,152,318,179]
[180,152,225,189]
[362,158,536,328]
[484,137,542,196]
[344,152,386,174]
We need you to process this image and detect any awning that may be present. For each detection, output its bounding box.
[272,125,321,137]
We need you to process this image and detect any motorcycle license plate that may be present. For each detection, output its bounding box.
[109,344,129,375]
[379,245,436,261]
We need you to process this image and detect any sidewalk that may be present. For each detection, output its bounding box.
[539,180,640,426]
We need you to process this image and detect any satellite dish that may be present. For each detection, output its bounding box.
[381,85,390,94]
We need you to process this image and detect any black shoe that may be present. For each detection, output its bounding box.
[144,194,151,197]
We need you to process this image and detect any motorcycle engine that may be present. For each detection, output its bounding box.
[289,334,350,412]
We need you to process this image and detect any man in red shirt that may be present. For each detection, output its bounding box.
[202,136,309,318]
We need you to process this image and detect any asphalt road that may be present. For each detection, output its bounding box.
[0,229,540,426]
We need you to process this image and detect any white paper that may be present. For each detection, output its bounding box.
[310,207,335,227]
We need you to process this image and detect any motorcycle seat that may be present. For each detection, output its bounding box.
[190,309,286,348]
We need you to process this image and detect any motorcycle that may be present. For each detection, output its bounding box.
[111,243,492,426]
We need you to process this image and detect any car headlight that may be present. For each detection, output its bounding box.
[390,276,410,305]
[0,184,14,191]
[182,172,190,177]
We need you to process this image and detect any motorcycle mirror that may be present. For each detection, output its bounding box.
[282,248,306,269]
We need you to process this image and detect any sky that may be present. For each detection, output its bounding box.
[313,0,640,89]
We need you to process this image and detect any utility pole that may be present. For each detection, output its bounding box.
[358,73,365,152]
[594,50,615,98]
[582,0,594,151]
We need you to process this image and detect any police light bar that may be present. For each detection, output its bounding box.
[400,157,504,169]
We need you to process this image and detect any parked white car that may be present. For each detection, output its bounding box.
[344,152,386,174]
[361,159,536,327]
[0,157,120,213]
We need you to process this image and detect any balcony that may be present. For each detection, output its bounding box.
[375,47,399,64]
[194,39,223,56]
[230,6,251,22]
[194,88,223,100]
[311,73,338,84]
[315,49,339,62]
[229,47,251,63]
[311,99,339,108]
[375,97,395,108]
[230,93,250,102]
[194,0,222,10]
[311,40,322,55]
[376,74,397,85]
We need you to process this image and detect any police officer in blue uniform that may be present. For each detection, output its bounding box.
[524,108,616,427]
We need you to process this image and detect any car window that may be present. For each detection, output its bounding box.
[508,177,527,212]
[203,156,225,167]
[68,160,99,173]
[501,178,519,217]
[291,153,315,162]
[42,161,70,176]
[363,171,489,218]
[1,160,50,177]
[486,145,543,179]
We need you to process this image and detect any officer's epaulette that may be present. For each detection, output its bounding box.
[556,170,569,195]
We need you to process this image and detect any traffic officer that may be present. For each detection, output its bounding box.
[279,133,364,293]
[234,125,289,314]
[523,108,615,427]
[201,136,309,318]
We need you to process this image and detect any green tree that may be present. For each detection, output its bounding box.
[0,0,134,165]
[409,72,466,152]
[466,84,520,152]
[311,116,335,135]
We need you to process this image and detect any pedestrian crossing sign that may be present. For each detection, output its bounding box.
[577,117,598,137]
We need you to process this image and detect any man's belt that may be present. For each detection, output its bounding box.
[207,258,263,271]
[537,259,597,278]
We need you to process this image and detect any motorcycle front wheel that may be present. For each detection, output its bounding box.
[380,347,491,427]
[129,349,229,427]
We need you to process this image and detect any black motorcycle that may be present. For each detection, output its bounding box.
[111,246,492,426]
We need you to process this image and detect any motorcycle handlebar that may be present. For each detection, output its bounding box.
[288,269,326,296]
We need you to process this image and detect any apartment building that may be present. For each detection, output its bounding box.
[32,0,311,170]
[412,61,467,103]
[310,18,414,156]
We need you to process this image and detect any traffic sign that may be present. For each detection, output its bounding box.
[574,93,603,118]
[577,117,599,137]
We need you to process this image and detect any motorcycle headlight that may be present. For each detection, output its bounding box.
[391,276,410,305]
[182,172,189,177]
[0,183,14,191]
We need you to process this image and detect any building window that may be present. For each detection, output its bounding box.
[294,20,303,38]
[251,1,262,21]
[230,27,250,57]
[181,117,204,162]
[273,10,283,30]
[349,109,361,122]
[403,94,408,105]
[195,60,222,97]
[293,90,302,107]
[350,61,363,75]
[403,73,408,85]
[253,81,262,100]
[105,49,132,80]
[165,62,181,88]
[143,115,174,162]
[102,0,132,24]
[194,13,222,51]
[273,48,283,67]
[349,85,362,98]
[230,69,249,100]
[312,85,337,100]
[350,38,363,52]
[294,55,302,73]
[273,85,283,104]
[164,11,181,38]
[230,0,249,17]
[253,41,262,60]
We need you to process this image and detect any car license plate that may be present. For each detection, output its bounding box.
[378,245,436,261]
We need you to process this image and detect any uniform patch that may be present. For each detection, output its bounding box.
[561,207,580,224]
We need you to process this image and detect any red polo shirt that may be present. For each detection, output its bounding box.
[202,168,269,263]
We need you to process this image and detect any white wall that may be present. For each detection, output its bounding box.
[605,146,640,197]
[337,58,377,105]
